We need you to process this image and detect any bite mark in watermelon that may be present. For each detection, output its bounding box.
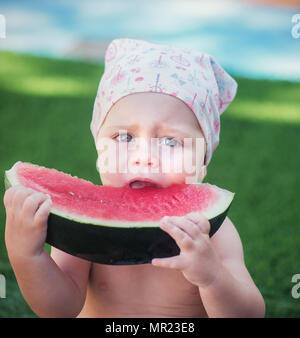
[4,161,235,265]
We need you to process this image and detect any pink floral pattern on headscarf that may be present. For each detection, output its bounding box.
[91,38,237,165]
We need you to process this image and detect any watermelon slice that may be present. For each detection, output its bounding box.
[4,161,235,265]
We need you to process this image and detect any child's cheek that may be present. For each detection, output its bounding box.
[164,145,203,183]
[97,144,126,187]
[160,147,181,175]
[97,141,115,173]
[115,142,128,172]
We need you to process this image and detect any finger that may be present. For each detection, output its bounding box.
[160,220,194,251]
[22,192,50,218]
[185,212,210,235]
[167,216,201,240]
[34,197,52,227]
[3,185,24,209]
[152,255,185,270]
[11,186,36,212]
[3,186,14,209]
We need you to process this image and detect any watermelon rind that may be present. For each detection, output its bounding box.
[4,162,234,228]
[4,162,234,265]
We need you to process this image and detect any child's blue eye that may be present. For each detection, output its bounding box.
[160,137,181,147]
[114,134,181,147]
[114,133,133,142]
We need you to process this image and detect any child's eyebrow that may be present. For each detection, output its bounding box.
[105,124,197,137]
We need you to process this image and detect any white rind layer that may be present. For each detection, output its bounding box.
[5,161,234,228]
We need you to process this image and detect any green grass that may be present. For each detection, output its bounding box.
[0,51,300,317]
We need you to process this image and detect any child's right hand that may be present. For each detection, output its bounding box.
[3,185,52,262]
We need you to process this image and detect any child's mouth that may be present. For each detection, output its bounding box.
[129,180,162,189]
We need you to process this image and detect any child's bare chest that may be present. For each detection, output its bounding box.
[78,263,207,317]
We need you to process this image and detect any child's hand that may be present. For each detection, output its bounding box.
[152,212,223,288]
[3,185,52,261]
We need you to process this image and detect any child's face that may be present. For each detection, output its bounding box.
[96,92,207,188]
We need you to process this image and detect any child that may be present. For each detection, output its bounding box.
[4,38,265,318]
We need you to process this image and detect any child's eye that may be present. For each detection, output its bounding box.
[160,137,182,147]
[113,134,181,147]
[114,133,133,143]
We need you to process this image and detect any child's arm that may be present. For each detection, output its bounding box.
[152,214,265,318]
[4,185,91,318]
[198,217,265,317]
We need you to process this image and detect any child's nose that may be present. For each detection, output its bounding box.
[129,138,159,169]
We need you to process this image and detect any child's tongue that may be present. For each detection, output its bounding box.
[130,181,157,189]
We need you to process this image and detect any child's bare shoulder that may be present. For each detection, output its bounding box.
[210,217,244,262]
[210,216,258,287]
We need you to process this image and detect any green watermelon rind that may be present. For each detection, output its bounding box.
[4,161,234,229]
[4,161,234,265]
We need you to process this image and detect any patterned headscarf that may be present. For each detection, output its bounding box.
[91,38,237,165]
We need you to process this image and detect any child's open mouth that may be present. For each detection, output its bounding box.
[129,179,162,189]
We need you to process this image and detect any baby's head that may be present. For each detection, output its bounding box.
[90,38,237,188]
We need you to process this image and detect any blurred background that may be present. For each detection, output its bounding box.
[1,0,300,80]
[0,0,300,317]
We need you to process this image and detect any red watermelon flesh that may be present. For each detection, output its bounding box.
[5,161,234,227]
[4,161,235,264]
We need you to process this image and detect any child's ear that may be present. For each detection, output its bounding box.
[197,165,207,183]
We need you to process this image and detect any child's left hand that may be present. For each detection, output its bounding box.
[152,212,223,288]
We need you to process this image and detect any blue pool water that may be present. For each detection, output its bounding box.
[0,0,299,81]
